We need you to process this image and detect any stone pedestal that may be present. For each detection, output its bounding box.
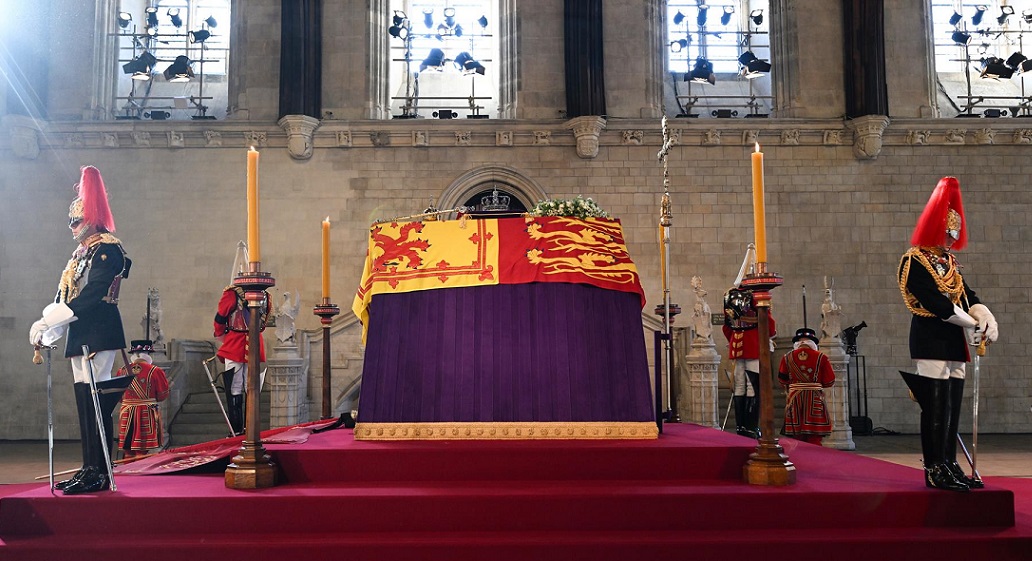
[820,338,856,450]
[682,340,721,428]
[267,344,306,428]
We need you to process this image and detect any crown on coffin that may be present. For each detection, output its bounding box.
[481,188,510,211]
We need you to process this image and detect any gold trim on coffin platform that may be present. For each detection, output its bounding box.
[354,422,659,440]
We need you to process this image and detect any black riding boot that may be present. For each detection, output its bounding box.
[945,377,983,489]
[744,370,761,438]
[228,394,245,436]
[733,395,749,437]
[63,390,108,495]
[55,383,90,491]
[921,379,969,492]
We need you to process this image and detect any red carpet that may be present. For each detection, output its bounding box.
[1,423,1030,561]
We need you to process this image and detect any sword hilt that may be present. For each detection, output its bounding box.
[33,347,43,365]
[977,338,988,357]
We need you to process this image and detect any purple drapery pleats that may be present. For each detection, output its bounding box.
[357,283,654,423]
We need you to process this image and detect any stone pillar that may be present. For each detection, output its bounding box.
[820,338,855,450]
[683,339,721,428]
[769,0,846,118]
[884,1,939,117]
[266,344,305,428]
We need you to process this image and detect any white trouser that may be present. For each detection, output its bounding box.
[732,359,759,397]
[226,359,248,395]
[70,351,116,384]
[916,359,966,380]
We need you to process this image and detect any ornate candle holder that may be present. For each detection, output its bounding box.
[225,263,278,489]
[740,266,797,486]
[313,298,341,420]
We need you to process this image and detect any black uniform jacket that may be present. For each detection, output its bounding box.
[64,242,129,358]
[900,253,980,363]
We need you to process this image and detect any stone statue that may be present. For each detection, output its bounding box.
[690,276,713,344]
[275,290,302,344]
[820,276,843,341]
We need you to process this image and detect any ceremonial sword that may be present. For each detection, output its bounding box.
[32,343,57,493]
[83,345,118,492]
[970,337,988,484]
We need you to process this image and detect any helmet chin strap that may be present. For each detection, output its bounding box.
[72,222,93,243]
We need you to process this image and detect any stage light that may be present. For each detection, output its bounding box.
[1020,59,1032,73]
[443,7,455,27]
[949,11,962,26]
[750,9,763,26]
[1005,52,1026,70]
[389,24,408,39]
[145,7,158,28]
[419,48,446,72]
[163,55,194,82]
[669,38,688,53]
[478,15,488,28]
[998,6,1014,25]
[144,110,170,120]
[1024,10,1032,24]
[980,57,1014,79]
[204,15,218,28]
[720,6,734,26]
[453,52,485,75]
[393,11,405,26]
[423,8,434,29]
[972,5,987,27]
[167,8,182,28]
[117,12,132,29]
[673,11,685,26]
[122,51,157,80]
[697,6,708,27]
[952,30,971,45]
[454,24,463,37]
[687,57,715,85]
[189,30,211,43]
[738,51,771,78]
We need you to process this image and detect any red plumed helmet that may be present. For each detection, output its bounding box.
[910,176,966,251]
[68,166,116,233]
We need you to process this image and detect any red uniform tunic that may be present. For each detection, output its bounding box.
[117,361,170,452]
[722,315,776,360]
[213,286,266,363]
[777,346,836,436]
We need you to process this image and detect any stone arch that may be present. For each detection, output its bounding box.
[437,165,548,212]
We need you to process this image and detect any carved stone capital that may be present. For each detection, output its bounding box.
[278,115,321,160]
[565,116,607,159]
[846,115,890,159]
[4,115,41,159]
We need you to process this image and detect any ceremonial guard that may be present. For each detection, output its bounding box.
[116,340,170,458]
[722,286,776,438]
[777,328,835,445]
[213,278,268,435]
[898,176,999,492]
[29,165,132,494]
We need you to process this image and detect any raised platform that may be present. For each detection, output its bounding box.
[1,423,1029,560]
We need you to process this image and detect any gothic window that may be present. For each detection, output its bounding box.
[663,0,772,118]
[115,0,230,120]
[387,0,499,119]
[931,1,1032,117]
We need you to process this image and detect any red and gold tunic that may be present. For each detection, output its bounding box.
[777,347,836,436]
[117,361,170,452]
[213,286,267,363]
[722,315,776,360]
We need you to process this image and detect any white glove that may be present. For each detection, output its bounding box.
[29,303,76,346]
[968,303,999,342]
[945,305,977,329]
[29,319,48,346]
[965,327,982,347]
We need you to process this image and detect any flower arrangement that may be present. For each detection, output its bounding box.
[529,196,610,219]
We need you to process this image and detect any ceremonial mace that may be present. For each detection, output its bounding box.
[655,116,681,428]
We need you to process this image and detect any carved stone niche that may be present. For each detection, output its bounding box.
[4,114,41,160]
[278,115,321,160]
[565,116,607,159]
[846,115,890,160]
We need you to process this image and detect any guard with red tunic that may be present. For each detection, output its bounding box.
[722,286,776,438]
[213,278,268,435]
[116,340,169,458]
[898,176,999,492]
[778,328,835,446]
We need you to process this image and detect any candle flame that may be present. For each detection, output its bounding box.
[249,146,257,152]
[754,142,760,153]
[324,216,330,223]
